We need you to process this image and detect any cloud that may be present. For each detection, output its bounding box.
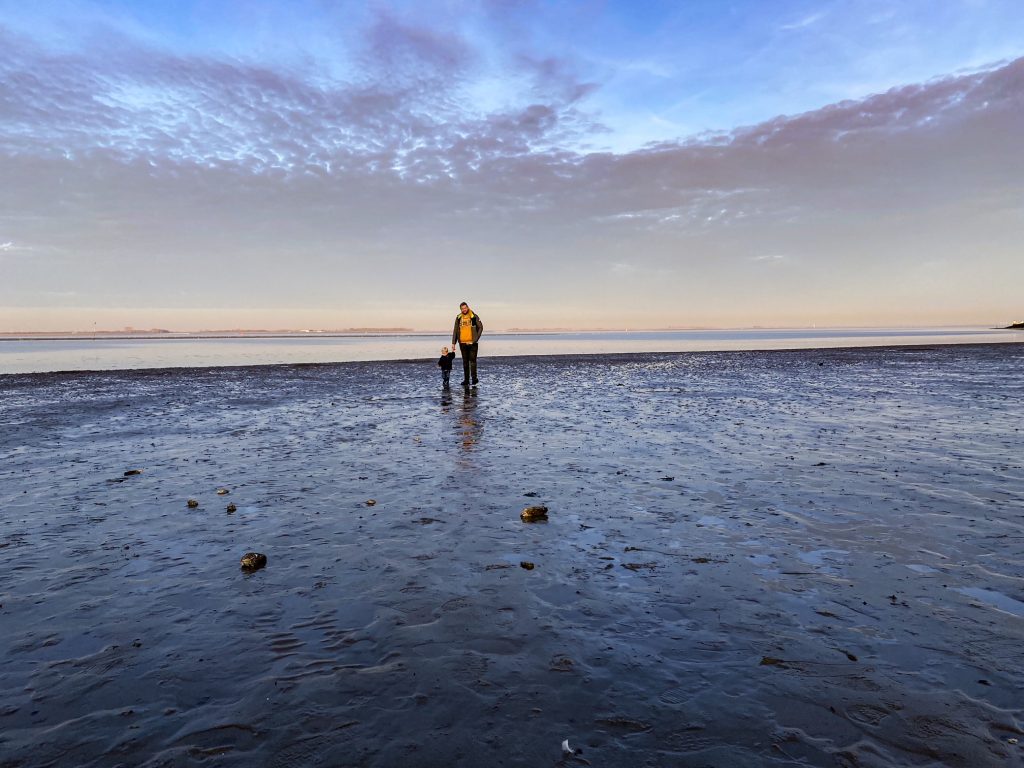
[569,57,1024,227]
[0,240,41,256]
[0,17,600,178]
[0,17,1021,328]
[780,12,827,31]
[360,9,478,88]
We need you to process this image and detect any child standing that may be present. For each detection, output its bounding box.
[438,346,456,388]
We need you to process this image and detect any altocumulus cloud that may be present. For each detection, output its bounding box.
[0,18,1022,328]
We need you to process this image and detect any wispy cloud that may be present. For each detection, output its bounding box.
[0,240,40,255]
[780,12,827,32]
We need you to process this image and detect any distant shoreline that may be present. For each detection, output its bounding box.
[0,332,431,342]
[0,324,1017,341]
[0,331,584,342]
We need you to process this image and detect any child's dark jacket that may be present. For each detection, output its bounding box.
[438,351,456,371]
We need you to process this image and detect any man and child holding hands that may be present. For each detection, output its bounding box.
[438,301,482,389]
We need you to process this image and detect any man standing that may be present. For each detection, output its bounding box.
[452,301,483,386]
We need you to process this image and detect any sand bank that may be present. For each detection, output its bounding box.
[1,344,1022,766]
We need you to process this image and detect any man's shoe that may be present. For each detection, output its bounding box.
[472,379,479,385]
[460,380,469,386]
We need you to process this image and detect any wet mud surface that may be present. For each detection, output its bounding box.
[1,344,1023,767]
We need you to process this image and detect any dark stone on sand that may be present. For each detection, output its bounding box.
[187,499,199,508]
[550,655,574,671]
[366,499,377,507]
[814,462,829,466]
[523,491,539,497]
[622,562,657,571]
[595,717,651,732]
[520,505,548,522]
[760,656,787,667]
[660,476,674,481]
[226,503,237,513]
[240,552,267,571]
[216,488,230,495]
[123,469,143,476]
[520,561,535,570]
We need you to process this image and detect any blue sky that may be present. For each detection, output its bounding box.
[1,0,1022,329]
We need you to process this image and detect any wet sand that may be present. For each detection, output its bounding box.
[1,344,1022,767]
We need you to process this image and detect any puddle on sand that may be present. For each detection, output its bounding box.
[797,548,849,566]
[954,587,1024,617]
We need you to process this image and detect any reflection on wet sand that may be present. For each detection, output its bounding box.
[456,387,480,464]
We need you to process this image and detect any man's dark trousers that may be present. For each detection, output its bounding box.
[459,342,478,384]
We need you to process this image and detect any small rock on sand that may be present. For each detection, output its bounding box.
[240,552,267,571]
[520,505,548,522]
[520,561,535,570]
[216,488,230,495]
[226,503,237,513]
[124,469,143,476]
[187,499,199,508]
[366,499,377,507]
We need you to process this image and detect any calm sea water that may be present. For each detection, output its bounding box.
[0,327,1019,375]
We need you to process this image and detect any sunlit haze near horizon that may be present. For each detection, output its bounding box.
[2,0,1022,332]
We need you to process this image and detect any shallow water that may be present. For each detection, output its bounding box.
[1,344,1023,766]
[1,326,1020,375]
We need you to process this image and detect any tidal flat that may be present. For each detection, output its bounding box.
[1,344,1022,767]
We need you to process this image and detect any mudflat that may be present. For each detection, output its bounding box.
[1,344,1022,767]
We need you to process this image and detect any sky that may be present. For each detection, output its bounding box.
[1,0,1022,331]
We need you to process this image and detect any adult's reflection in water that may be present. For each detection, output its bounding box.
[456,387,481,466]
